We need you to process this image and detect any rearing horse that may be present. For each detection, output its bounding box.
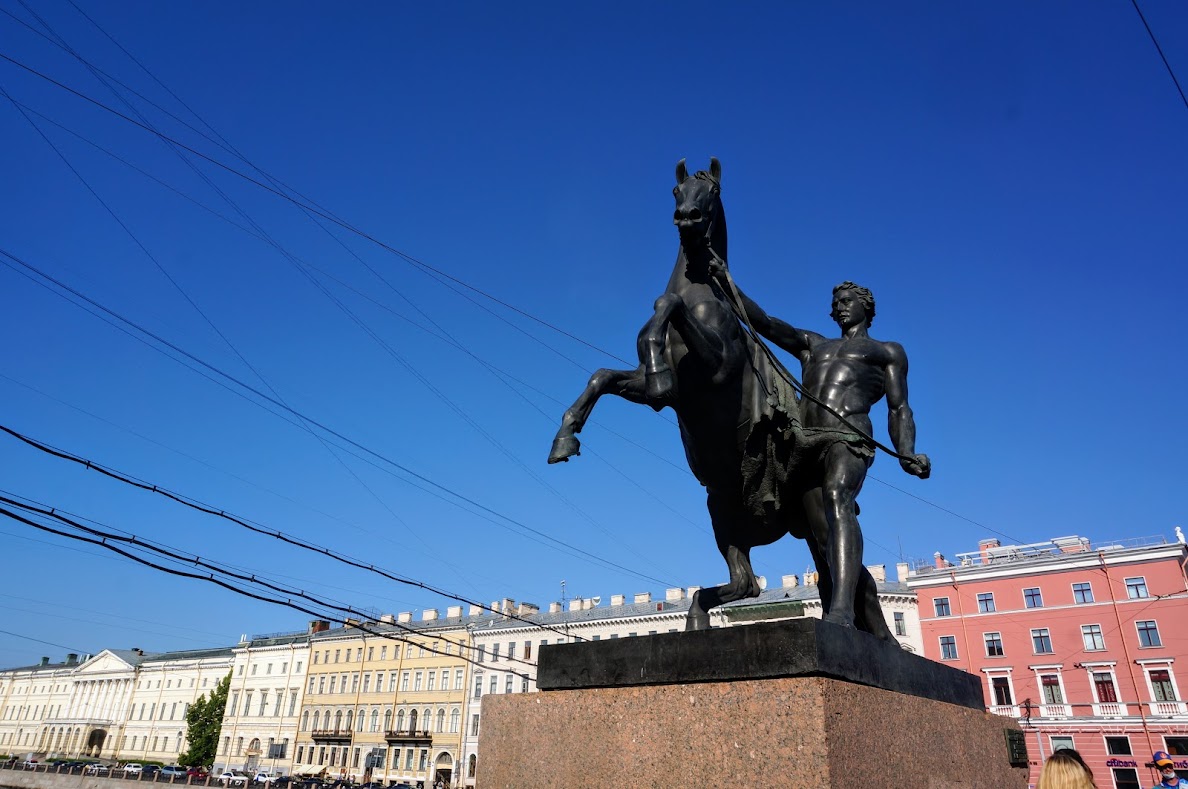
[548,158,817,630]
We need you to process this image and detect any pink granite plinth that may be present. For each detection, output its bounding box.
[478,676,1027,789]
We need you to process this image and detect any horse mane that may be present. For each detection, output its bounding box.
[692,170,728,265]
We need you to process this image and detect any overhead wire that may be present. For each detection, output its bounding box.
[0,502,542,677]
[1129,0,1188,112]
[0,423,588,643]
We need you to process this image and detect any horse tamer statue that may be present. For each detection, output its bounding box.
[548,158,930,639]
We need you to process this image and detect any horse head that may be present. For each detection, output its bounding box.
[673,157,727,262]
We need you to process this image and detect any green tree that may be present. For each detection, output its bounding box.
[179,671,230,768]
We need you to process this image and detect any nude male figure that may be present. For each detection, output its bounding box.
[733,280,930,632]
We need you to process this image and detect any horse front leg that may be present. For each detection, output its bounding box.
[548,366,648,463]
[639,293,681,404]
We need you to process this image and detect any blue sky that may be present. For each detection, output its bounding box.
[1,1,1185,666]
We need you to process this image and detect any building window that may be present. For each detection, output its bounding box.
[1050,735,1074,751]
[1041,675,1064,704]
[934,597,951,617]
[470,714,479,737]
[419,749,427,771]
[1106,736,1131,755]
[939,636,958,660]
[414,672,423,692]
[1031,628,1053,654]
[427,671,435,692]
[297,746,304,763]
[505,675,514,693]
[991,676,1013,706]
[524,642,532,660]
[1125,577,1149,599]
[1149,669,1175,701]
[473,677,482,699]
[492,644,500,662]
[976,593,995,613]
[1081,624,1105,651]
[1072,582,1094,604]
[1094,672,1118,703]
[401,672,410,692]
[984,633,1004,657]
[449,708,459,733]
[1137,620,1162,648]
[521,676,529,693]
[893,612,907,636]
[1111,768,1141,789]
[489,676,497,694]
[1023,587,1043,608]
[455,669,464,690]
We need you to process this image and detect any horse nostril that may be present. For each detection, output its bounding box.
[688,209,701,221]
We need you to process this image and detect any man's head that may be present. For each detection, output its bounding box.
[1155,751,1177,779]
[831,281,876,328]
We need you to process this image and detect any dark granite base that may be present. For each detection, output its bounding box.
[537,616,984,709]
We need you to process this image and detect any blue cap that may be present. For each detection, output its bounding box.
[1154,751,1175,766]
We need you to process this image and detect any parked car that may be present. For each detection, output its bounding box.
[219,770,251,786]
[124,763,144,775]
[142,765,162,777]
[186,767,210,780]
[254,772,282,785]
[22,759,39,770]
[84,763,110,775]
[159,765,187,779]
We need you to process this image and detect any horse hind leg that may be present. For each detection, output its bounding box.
[686,543,761,631]
[548,366,647,463]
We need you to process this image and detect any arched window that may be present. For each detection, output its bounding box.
[435,708,445,733]
[422,708,431,733]
[468,754,476,778]
[356,709,365,732]
[249,737,261,753]
[370,709,379,732]
[333,710,343,732]
[383,709,392,732]
[301,711,310,731]
[396,709,405,732]
[449,709,459,733]
[408,709,418,732]
[311,711,320,731]
[343,710,352,732]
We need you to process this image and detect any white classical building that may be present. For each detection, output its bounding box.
[456,568,921,787]
[0,646,233,764]
[214,631,311,775]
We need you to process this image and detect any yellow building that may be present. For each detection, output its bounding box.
[293,608,472,788]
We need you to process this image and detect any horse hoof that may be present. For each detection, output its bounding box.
[645,368,676,401]
[548,436,580,464]
[685,612,711,631]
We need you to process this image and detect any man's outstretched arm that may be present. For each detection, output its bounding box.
[885,342,930,479]
[727,280,816,357]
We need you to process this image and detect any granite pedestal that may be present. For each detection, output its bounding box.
[478,619,1027,789]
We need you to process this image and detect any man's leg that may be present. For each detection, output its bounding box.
[819,444,870,627]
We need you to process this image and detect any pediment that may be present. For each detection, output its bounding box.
[74,650,136,676]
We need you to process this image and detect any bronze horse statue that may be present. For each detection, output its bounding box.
[548,158,892,638]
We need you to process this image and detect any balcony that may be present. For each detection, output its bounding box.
[384,728,431,744]
[1039,703,1072,718]
[310,729,352,744]
[1092,702,1128,717]
[989,704,1020,717]
[1147,701,1188,716]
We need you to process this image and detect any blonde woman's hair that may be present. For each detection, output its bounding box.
[1037,748,1097,789]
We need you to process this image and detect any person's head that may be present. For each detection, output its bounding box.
[830,281,875,329]
[1037,748,1096,789]
[1154,751,1178,783]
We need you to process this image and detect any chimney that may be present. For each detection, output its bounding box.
[979,539,1000,563]
[896,562,910,583]
[308,620,330,634]
[665,588,685,601]
[756,575,767,590]
[40,656,49,666]
[782,574,799,588]
[379,614,395,624]
[517,603,539,616]
[422,609,438,621]
[397,612,412,624]
[447,606,463,619]
[803,571,819,586]
[568,599,582,612]
[933,552,947,569]
[633,592,651,604]
[66,653,78,665]
[548,602,562,614]
[687,586,700,596]
[866,565,886,583]
[610,594,625,606]
[468,604,483,616]
[500,598,515,615]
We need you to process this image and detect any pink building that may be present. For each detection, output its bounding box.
[906,533,1188,789]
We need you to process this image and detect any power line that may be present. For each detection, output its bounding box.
[1130,0,1188,112]
[0,628,87,655]
[0,246,675,588]
[0,496,550,674]
[0,423,584,643]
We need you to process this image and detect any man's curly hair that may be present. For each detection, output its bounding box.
[831,281,875,326]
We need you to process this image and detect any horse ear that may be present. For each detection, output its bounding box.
[709,157,721,184]
[675,159,688,184]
